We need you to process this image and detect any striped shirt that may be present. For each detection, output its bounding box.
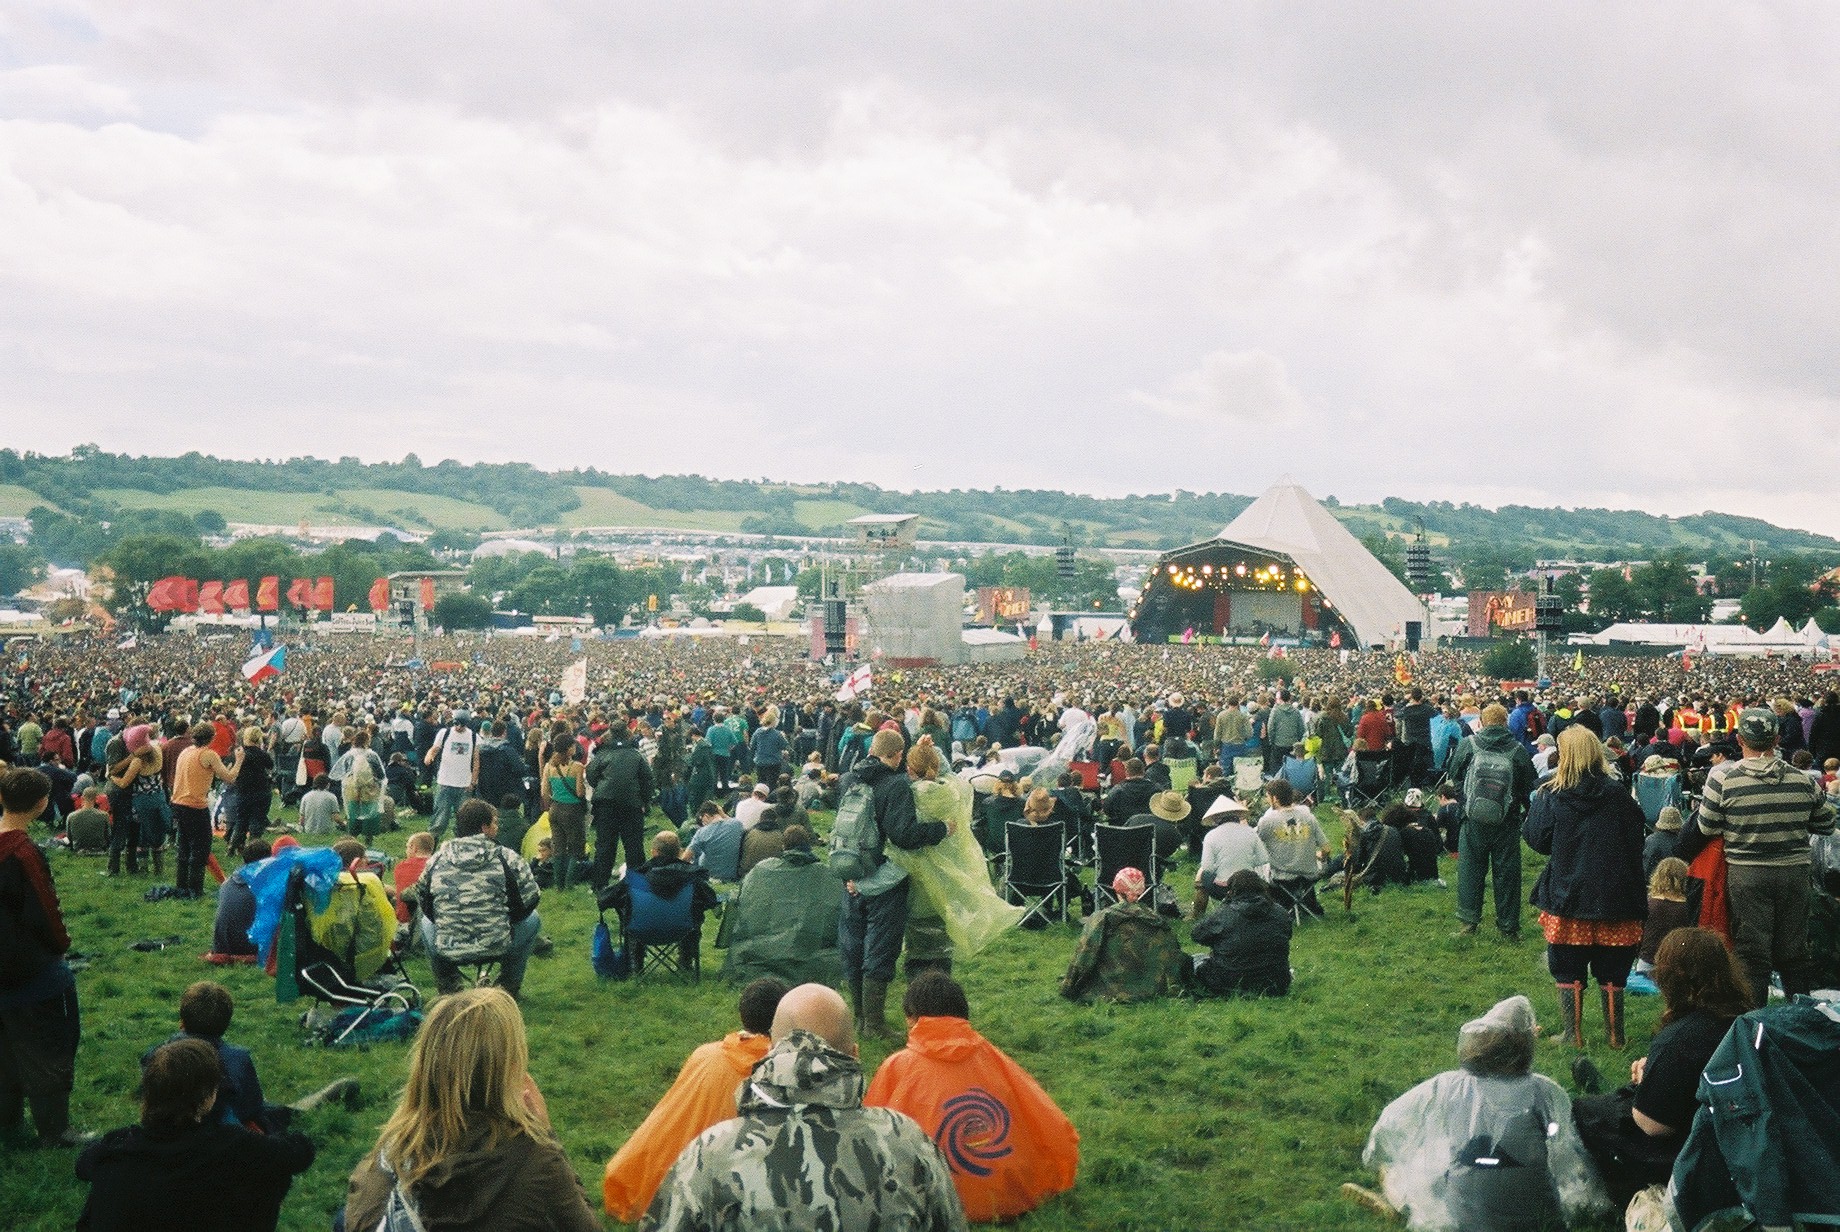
[1696,755,1835,867]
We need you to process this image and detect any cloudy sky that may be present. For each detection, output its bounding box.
[4,3,1838,533]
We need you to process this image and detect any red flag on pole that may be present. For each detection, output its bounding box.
[286,578,311,608]
[223,578,251,610]
[146,576,190,612]
[256,576,279,612]
[420,577,436,611]
[368,576,390,612]
[312,577,334,612]
[198,580,225,614]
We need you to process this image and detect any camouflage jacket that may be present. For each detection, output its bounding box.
[1059,902,1189,1003]
[641,1030,967,1232]
[415,834,540,963]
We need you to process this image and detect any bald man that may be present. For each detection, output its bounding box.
[642,983,967,1232]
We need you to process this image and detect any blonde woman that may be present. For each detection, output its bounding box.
[1523,726,1648,1049]
[344,987,599,1232]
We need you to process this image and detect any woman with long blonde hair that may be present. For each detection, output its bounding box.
[344,988,599,1232]
[1523,726,1648,1049]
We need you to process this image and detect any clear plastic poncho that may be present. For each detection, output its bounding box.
[886,774,1024,956]
[1362,996,1608,1231]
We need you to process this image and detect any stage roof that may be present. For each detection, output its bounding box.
[1211,479,1428,648]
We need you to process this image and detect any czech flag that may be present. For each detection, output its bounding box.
[241,644,285,683]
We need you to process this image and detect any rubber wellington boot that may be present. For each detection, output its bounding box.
[1555,981,1586,1048]
[848,977,865,1033]
[1601,984,1626,1050]
[861,978,897,1041]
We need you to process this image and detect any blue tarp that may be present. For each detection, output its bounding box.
[246,846,344,963]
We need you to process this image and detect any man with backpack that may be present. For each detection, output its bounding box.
[831,728,953,1040]
[1446,703,1537,940]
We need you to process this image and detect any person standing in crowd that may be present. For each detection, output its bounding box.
[1678,707,1835,1006]
[168,724,243,900]
[585,722,655,891]
[1524,727,1649,1048]
[1447,703,1537,941]
[423,714,478,841]
[540,741,588,892]
[224,726,273,855]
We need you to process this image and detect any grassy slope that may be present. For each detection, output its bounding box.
[89,488,510,531]
[0,484,56,517]
[10,807,1632,1232]
[562,486,749,532]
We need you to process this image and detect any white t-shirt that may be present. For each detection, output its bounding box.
[434,725,477,789]
[735,795,771,830]
[1197,821,1271,887]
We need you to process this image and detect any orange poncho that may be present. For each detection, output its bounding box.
[866,1016,1079,1221]
[603,1031,770,1221]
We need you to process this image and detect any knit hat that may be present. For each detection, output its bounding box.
[1111,867,1147,902]
[1655,806,1683,833]
[1736,708,1777,746]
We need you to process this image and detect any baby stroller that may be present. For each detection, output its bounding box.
[276,865,420,1045]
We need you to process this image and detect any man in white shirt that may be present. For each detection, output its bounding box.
[735,782,772,830]
[1192,796,1271,918]
[424,718,478,841]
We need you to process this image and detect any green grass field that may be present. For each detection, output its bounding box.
[90,488,511,532]
[0,484,58,518]
[562,487,750,533]
[7,806,1633,1231]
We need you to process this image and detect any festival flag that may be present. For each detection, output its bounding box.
[1393,654,1413,686]
[420,577,436,611]
[1259,631,1270,647]
[255,576,279,612]
[241,644,286,683]
[146,575,198,613]
[312,577,335,612]
[116,634,137,650]
[286,577,311,608]
[1682,651,1694,672]
[1572,648,1584,672]
[223,578,251,610]
[1329,630,1342,649]
[561,658,588,705]
[368,576,390,612]
[199,580,225,615]
[837,662,873,702]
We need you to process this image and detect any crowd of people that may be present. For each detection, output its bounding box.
[2,627,1838,1229]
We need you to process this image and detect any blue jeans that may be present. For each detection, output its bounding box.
[429,785,469,840]
[838,879,911,983]
[420,911,542,998]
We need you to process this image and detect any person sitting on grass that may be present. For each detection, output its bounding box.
[391,830,435,926]
[77,1039,315,1232]
[1059,868,1188,1004]
[144,980,356,1134]
[601,978,789,1222]
[297,773,341,836]
[207,839,271,962]
[686,800,744,882]
[1569,927,1754,1212]
[65,787,110,854]
[1346,994,1606,1231]
[866,971,1079,1222]
[1189,870,1292,998]
[343,987,601,1232]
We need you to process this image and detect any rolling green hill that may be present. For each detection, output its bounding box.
[5,447,1838,574]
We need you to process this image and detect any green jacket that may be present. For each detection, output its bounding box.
[1059,903,1187,1003]
[718,849,841,987]
[1669,998,1840,1230]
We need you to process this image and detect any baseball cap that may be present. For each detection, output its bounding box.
[1736,708,1777,746]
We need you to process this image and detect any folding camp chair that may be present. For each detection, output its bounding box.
[1004,821,1070,927]
[615,868,702,983]
[1093,822,1158,910]
[1268,873,1327,924]
[280,867,419,1044]
[1343,750,1393,808]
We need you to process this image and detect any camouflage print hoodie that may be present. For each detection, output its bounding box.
[415,834,539,964]
[642,1030,968,1232]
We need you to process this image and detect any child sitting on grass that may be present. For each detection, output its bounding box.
[145,980,356,1133]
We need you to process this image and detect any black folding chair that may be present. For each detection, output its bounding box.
[1268,872,1327,924]
[1004,822,1070,927]
[1093,823,1158,910]
[1343,750,1393,808]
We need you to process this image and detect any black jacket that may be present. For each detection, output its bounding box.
[1102,777,1157,825]
[1524,774,1648,921]
[1191,892,1291,996]
[77,1119,313,1232]
[586,738,655,812]
[475,739,526,810]
[1811,704,1840,767]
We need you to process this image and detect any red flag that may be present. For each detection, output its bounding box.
[1329,630,1342,649]
[223,578,251,610]
[420,577,436,611]
[286,577,311,608]
[198,580,225,614]
[312,577,334,612]
[368,576,390,611]
[256,576,279,612]
[146,576,189,612]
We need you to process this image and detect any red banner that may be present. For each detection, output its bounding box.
[146,576,198,613]
[286,578,311,608]
[223,578,251,610]
[312,577,334,612]
[198,580,225,615]
[256,576,279,612]
[368,576,390,612]
[420,577,436,611]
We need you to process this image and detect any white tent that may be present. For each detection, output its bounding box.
[1803,618,1829,648]
[1216,480,1428,649]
